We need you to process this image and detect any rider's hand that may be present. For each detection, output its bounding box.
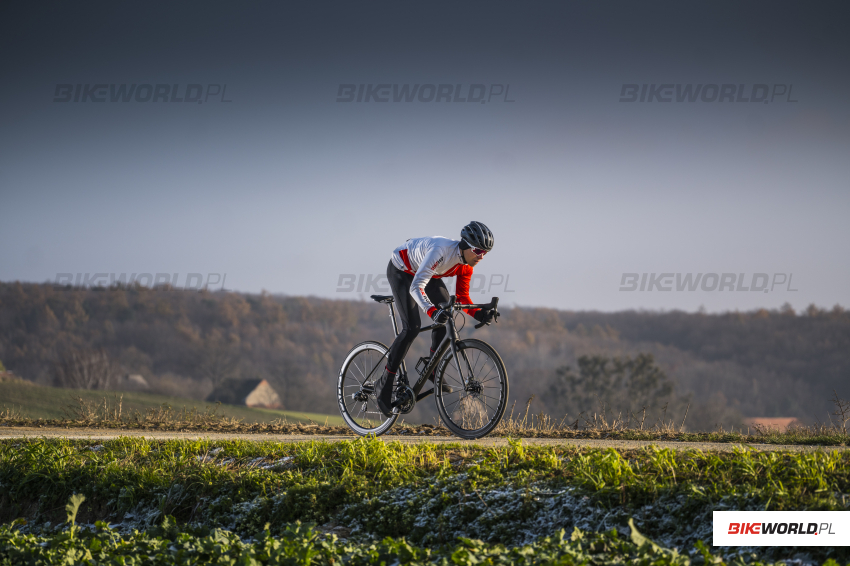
[473,308,498,325]
[429,308,449,324]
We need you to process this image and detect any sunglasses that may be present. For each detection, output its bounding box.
[471,247,488,257]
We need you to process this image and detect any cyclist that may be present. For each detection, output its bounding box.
[375,221,499,417]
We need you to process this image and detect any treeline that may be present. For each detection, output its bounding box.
[0,281,847,430]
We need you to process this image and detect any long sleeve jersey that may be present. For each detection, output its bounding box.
[390,236,480,318]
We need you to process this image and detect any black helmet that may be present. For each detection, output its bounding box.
[460,221,494,252]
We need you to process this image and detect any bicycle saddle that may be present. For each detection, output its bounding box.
[370,295,394,303]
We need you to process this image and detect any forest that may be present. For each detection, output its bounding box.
[0,281,847,430]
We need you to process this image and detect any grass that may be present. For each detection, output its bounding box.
[0,518,762,566]
[2,381,849,447]
[0,518,745,566]
[0,437,848,564]
[0,379,344,427]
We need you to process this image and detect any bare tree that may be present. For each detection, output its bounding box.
[53,348,118,390]
[197,345,239,390]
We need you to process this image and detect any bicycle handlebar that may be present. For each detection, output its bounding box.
[437,296,500,329]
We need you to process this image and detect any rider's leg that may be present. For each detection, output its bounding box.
[422,280,453,393]
[426,278,449,353]
[385,261,421,373]
[377,261,420,415]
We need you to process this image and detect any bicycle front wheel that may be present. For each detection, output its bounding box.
[435,338,508,439]
[337,340,398,436]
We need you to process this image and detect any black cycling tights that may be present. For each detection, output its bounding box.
[385,260,448,374]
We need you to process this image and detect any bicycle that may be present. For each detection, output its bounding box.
[337,294,508,439]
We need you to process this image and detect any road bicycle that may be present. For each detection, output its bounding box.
[337,294,508,439]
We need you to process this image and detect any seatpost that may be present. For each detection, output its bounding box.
[388,302,399,336]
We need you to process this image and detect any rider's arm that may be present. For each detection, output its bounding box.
[410,247,444,317]
[455,266,481,317]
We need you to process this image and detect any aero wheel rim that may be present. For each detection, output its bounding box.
[438,345,505,434]
[339,344,394,433]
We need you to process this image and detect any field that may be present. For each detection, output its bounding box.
[0,379,344,426]
[0,437,848,564]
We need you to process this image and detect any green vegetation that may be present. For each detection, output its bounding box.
[0,518,792,566]
[0,379,344,426]
[0,438,848,564]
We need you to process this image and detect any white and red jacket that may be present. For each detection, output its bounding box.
[391,236,480,318]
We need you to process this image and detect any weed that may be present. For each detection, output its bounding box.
[4,392,850,446]
[0,439,848,563]
[831,390,850,437]
[0,517,733,566]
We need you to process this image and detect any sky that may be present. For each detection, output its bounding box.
[1,1,848,313]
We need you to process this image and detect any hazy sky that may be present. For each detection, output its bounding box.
[2,1,848,313]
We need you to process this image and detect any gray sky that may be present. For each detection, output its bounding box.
[1,1,848,313]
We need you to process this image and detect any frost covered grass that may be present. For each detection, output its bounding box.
[0,517,769,566]
[0,437,848,564]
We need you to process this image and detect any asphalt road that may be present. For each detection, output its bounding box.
[1,427,846,452]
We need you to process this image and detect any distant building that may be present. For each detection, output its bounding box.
[0,370,21,383]
[743,417,800,432]
[206,378,282,409]
[115,374,150,390]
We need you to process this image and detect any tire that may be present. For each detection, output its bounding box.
[434,338,508,439]
[337,340,398,436]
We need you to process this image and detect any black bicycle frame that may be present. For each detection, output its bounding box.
[381,294,498,403]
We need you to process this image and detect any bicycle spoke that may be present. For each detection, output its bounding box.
[480,398,494,417]
[351,359,367,385]
[339,344,397,433]
[433,341,507,436]
[480,374,499,385]
[477,363,496,382]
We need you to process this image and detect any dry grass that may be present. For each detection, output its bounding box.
[494,395,687,437]
[2,392,848,446]
[488,394,849,445]
[0,405,22,420]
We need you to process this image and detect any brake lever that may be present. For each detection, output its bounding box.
[473,308,500,329]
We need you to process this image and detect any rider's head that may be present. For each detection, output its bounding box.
[460,221,494,266]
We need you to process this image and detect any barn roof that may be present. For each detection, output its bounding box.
[207,379,280,408]
[207,378,267,405]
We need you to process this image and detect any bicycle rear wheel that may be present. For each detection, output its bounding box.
[337,340,398,435]
[434,338,508,439]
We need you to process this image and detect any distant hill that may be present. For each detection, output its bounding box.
[0,378,343,425]
[0,281,847,430]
